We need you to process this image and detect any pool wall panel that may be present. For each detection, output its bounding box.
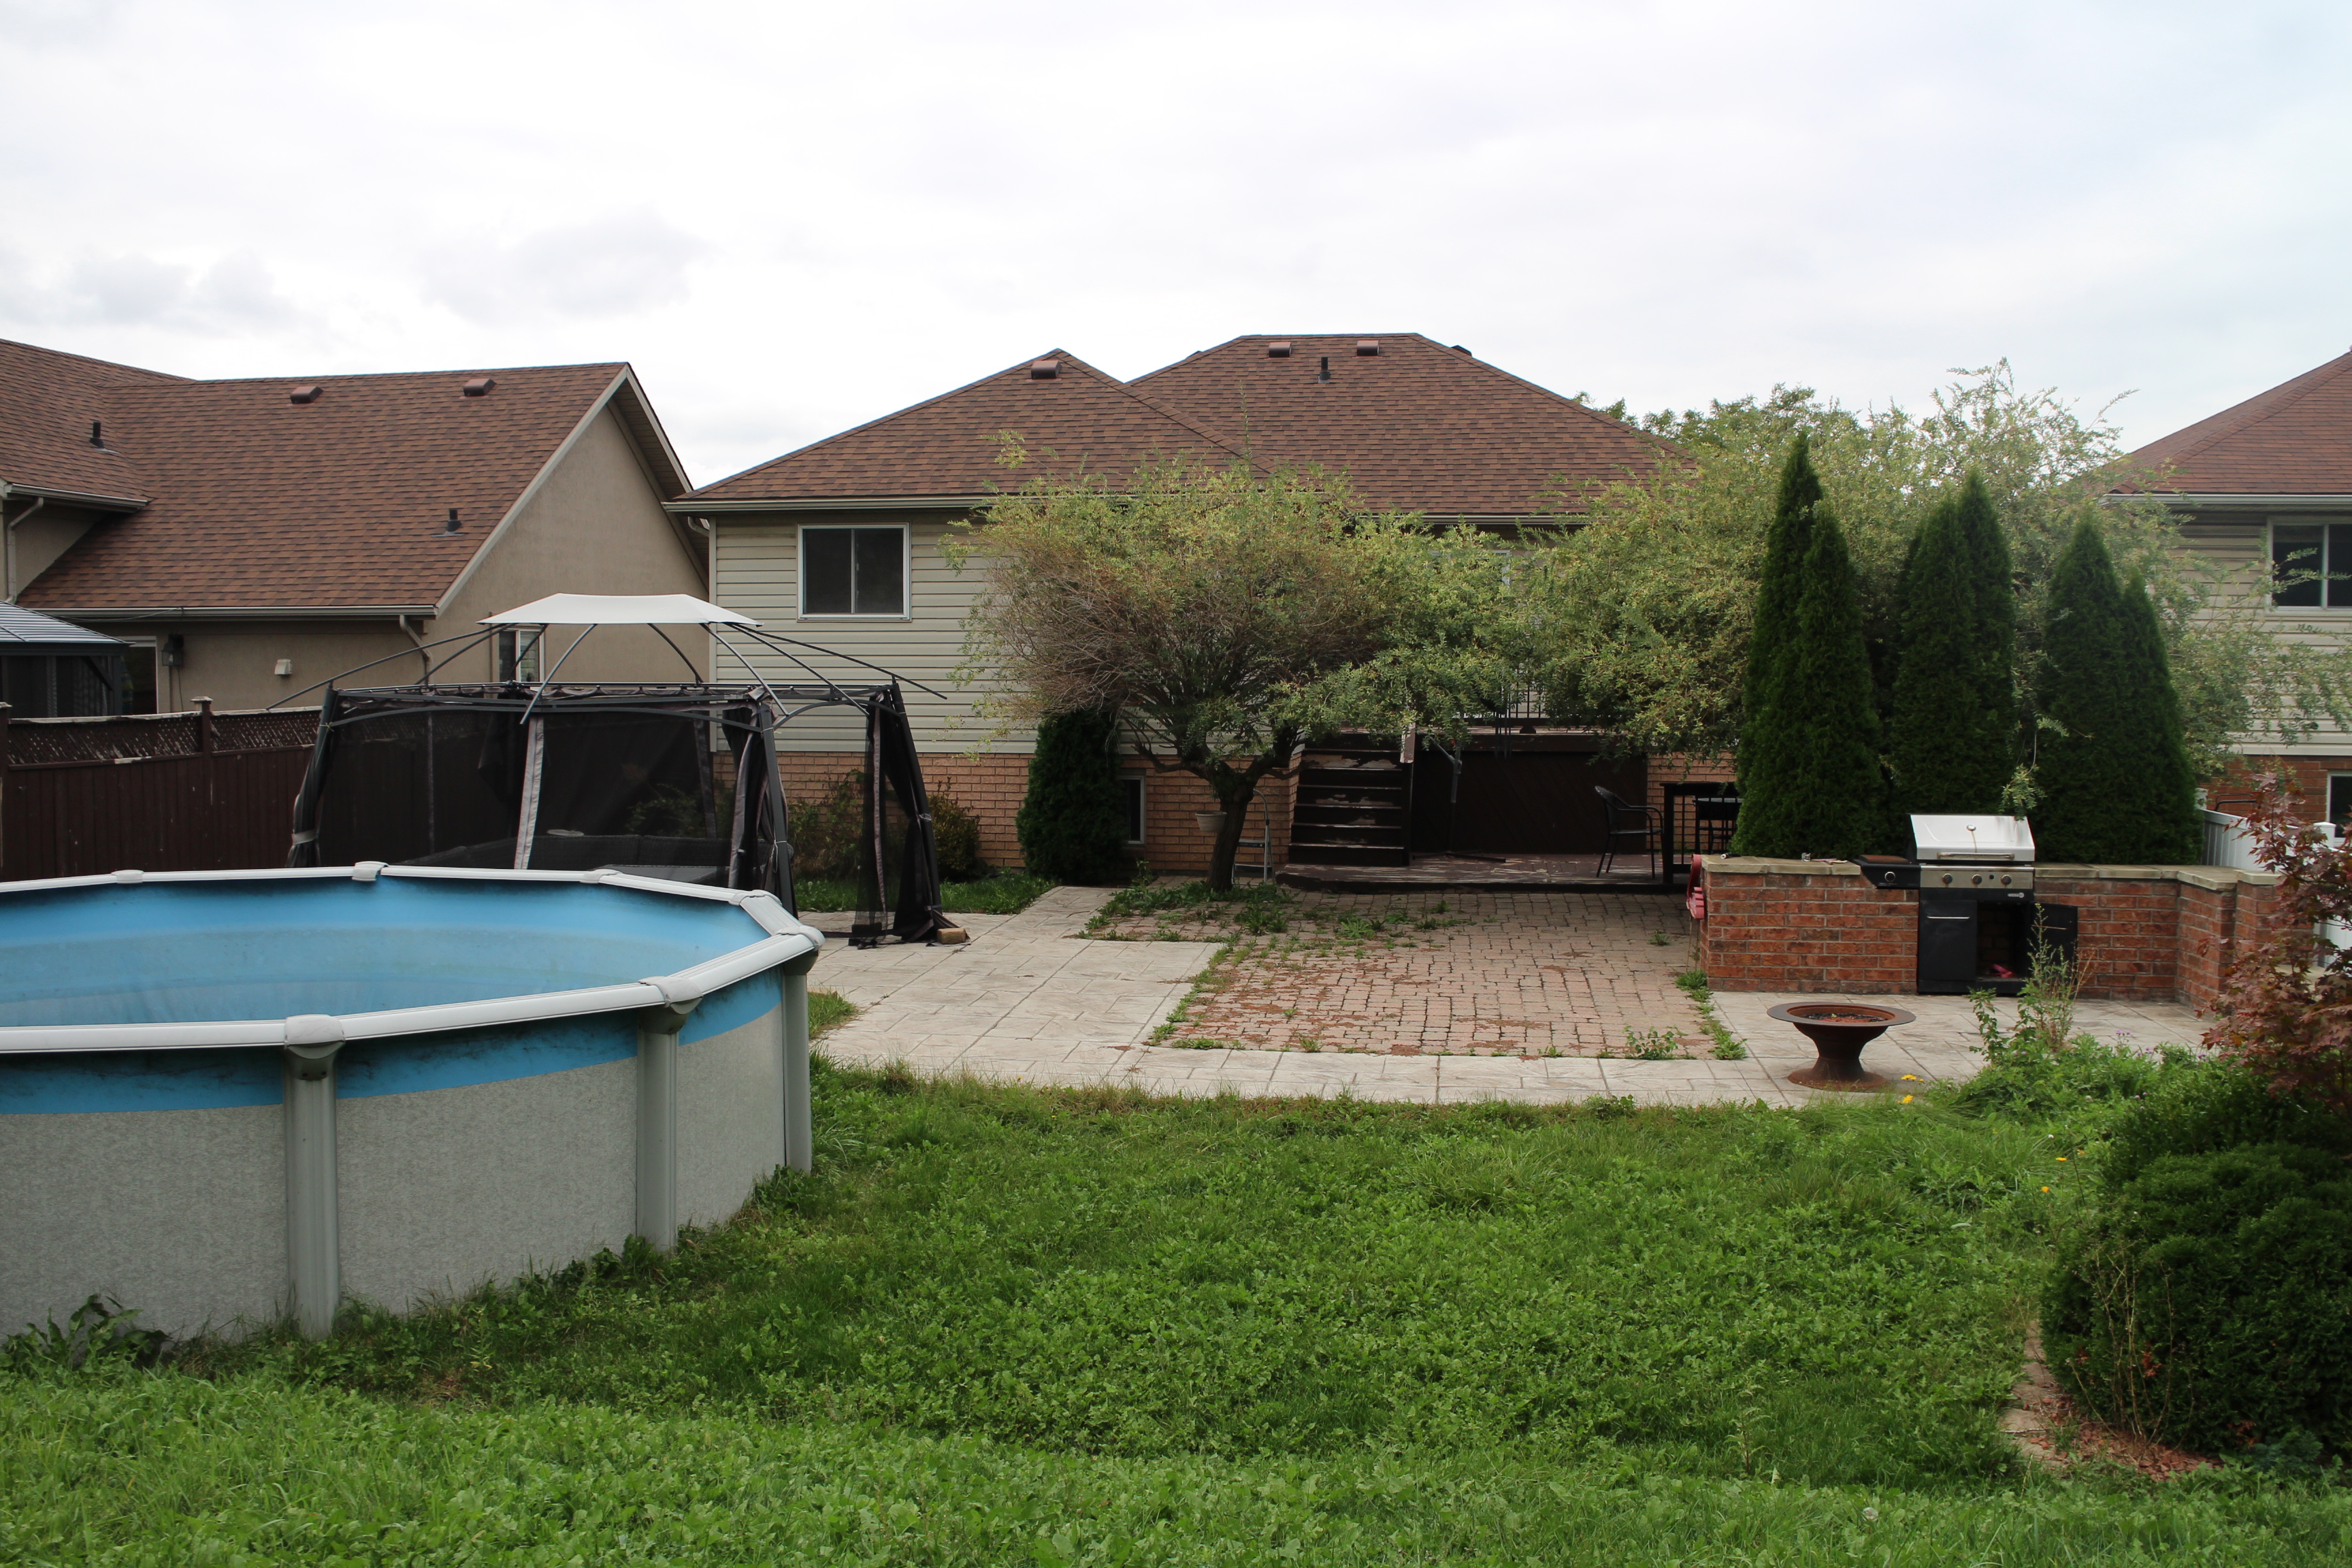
[1,1100,287,1339]
[336,1056,637,1314]
[676,999,785,1228]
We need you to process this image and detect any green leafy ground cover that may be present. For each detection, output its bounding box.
[7,1065,2347,1563]
[794,871,1056,916]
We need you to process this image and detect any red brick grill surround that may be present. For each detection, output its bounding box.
[1695,855,2278,1011]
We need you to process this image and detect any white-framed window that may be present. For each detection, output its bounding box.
[2329,774,2352,828]
[496,628,542,683]
[799,524,909,617]
[2269,519,2352,608]
[1122,774,1147,845]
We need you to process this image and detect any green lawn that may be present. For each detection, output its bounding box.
[6,1068,2347,1564]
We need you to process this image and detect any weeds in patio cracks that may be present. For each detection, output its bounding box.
[1677,968,1751,1060]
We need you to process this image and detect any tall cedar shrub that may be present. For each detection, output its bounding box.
[1890,472,2016,815]
[2043,1065,2352,1456]
[1729,435,1823,853]
[2031,522,2200,863]
[1735,501,1883,858]
[1015,709,1130,883]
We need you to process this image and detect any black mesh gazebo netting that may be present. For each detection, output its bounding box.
[286,682,947,946]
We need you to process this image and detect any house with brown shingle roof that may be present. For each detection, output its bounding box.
[670,335,1673,870]
[1,337,706,712]
[2120,346,2352,817]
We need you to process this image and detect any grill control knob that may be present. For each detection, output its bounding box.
[2000,875,2012,886]
[1940,873,1953,886]
[1971,873,1984,885]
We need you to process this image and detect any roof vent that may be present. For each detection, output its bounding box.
[1318,356,1331,383]
[289,385,322,404]
[461,377,496,397]
[1267,341,1292,358]
[436,507,463,536]
[1355,340,1380,357]
[88,420,103,447]
[1028,359,1061,380]
[1450,345,1473,357]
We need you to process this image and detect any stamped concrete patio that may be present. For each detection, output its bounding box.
[810,886,2210,1106]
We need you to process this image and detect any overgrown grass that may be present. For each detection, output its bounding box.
[10,1064,2350,1561]
[794,871,1056,916]
[808,987,856,1037]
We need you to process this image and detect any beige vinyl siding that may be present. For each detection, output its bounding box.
[2178,510,2352,753]
[710,510,1034,754]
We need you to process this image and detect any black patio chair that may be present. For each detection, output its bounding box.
[1594,786,1661,879]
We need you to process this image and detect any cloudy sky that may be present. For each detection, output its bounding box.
[3,0,2346,486]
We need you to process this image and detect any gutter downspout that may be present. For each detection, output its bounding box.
[3,492,48,602]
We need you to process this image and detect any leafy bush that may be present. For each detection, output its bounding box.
[786,773,864,881]
[1015,709,1129,884]
[2043,1064,2352,1458]
[929,791,985,881]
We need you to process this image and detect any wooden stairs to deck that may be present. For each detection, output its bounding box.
[1287,745,1410,867]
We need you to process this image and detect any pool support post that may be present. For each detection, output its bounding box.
[281,1018,346,1339]
[782,949,819,1174]
[635,999,699,1251]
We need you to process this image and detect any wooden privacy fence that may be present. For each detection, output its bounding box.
[1,701,320,881]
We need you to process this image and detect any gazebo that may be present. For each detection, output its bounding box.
[282,593,947,945]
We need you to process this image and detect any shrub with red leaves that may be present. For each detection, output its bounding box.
[2205,778,2352,1115]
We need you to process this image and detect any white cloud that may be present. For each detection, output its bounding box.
[421,211,709,325]
[0,0,2346,483]
[0,249,298,333]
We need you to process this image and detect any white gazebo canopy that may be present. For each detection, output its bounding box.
[481,593,759,627]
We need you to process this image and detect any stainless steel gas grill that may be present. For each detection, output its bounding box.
[1859,815,2075,996]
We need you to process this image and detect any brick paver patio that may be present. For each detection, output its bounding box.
[1108,889,1709,1057]
[810,885,2213,1105]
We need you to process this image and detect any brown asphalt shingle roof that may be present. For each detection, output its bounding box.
[1134,333,1673,516]
[2125,348,2352,496]
[689,333,1674,516]
[5,344,674,610]
[0,338,184,505]
[689,351,1253,504]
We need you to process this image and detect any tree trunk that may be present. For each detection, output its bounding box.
[1206,785,1254,892]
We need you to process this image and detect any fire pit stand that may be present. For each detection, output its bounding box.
[1767,1002,1916,1091]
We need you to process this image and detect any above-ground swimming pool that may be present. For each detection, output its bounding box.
[0,865,823,1339]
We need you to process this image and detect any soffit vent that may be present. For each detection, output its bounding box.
[1355,340,1381,357]
[1267,341,1292,358]
[289,385,322,404]
[1028,359,1061,380]
[462,377,496,397]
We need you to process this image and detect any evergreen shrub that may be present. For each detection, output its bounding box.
[2031,522,2200,863]
[1016,709,1130,884]
[929,794,985,882]
[2044,1065,2352,1458]
[1890,472,2016,816]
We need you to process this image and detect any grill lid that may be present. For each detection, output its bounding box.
[1910,815,2035,863]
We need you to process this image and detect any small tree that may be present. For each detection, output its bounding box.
[1727,435,1823,853]
[1890,471,2016,815]
[1737,501,1883,858]
[958,457,1504,891]
[2031,521,2200,864]
[1015,708,1130,884]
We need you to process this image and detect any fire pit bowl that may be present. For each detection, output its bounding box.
[1767,1001,1916,1091]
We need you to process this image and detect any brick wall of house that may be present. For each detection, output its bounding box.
[2211,754,2352,820]
[1697,858,2276,1011]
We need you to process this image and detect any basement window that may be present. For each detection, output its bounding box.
[2270,521,2352,608]
[800,525,908,617]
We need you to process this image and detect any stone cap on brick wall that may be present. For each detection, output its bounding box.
[1695,855,2276,888]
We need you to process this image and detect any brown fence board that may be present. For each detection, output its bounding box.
[1,704,318,881]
